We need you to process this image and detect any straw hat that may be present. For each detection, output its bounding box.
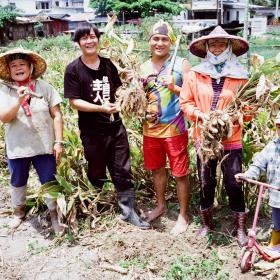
[189,25,249,58]
[0,48,47,81]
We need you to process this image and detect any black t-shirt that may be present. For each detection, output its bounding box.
[64,56,122,134]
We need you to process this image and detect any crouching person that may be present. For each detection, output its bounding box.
[235,112,280,247]
[0,48,64,233]
[64,23,150,229]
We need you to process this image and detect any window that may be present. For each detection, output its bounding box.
[36,1,51,10]
[227,11,230,21]
[236,11,239,21]
[55,1,59,7]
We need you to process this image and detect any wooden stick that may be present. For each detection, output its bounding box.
[100,263,128,274]
[0,80,43,98]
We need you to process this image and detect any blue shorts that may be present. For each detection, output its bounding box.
[8,154,56,188]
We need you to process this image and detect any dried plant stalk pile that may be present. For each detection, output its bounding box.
[198,53,280,163]
[99,15,147,118]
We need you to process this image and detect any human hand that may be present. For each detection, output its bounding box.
[53,142,64,163]
[235,173,247,183]
[145,112,158,123]
[17,86,30,104]
[197,112,209,123]
[101,102,119,114]
[126,70,134,82]
[162,75,175,91]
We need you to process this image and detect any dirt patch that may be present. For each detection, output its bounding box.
[0,183,279,280]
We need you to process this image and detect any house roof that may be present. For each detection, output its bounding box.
[63,13,95,22]
[15,17,36,24]
[47,14,70,20]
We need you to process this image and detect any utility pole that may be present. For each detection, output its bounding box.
[221,0,224,24]
[276,0,279,24]
[243,0,249,41]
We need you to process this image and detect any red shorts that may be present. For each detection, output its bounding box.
[143,132,189,177]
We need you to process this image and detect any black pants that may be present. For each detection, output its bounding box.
[197,149,245,212]
[81,122,134,193]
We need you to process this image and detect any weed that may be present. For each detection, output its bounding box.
[27,240,49,256]
[166,250,229,280]
[120,257,149,269]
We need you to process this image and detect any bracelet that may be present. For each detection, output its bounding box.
[54,140,65,145]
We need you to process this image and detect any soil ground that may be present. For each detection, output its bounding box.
[0,178,279,280]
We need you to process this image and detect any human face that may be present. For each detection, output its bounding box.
[149,34,171,58]
[208,39,228,56]
[79,29,99,56]
[9,59,32,82]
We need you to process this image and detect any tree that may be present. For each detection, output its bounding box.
[0,4,19,28]
[90,0,181,17]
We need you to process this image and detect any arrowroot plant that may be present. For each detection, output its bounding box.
[198,53,280,163]
[99,15,147,118]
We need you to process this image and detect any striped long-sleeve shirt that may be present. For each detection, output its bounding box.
[244,138,280,208]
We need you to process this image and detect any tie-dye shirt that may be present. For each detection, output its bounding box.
[141,56,188,138]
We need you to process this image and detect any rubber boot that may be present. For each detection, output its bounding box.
[118,195,150,229]
[268,229,280,248]
[10,185,27,229]
[197,206,215,238]
[232,210,249,247]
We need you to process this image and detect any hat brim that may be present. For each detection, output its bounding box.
[0,48,47,82]
[189,34,249,58]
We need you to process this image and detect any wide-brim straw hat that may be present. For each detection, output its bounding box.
[0,48,47,82]
[189,25,249,58]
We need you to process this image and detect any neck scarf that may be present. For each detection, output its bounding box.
[16,78,35,117]
[191,43,249,83]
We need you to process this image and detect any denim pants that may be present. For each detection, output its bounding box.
[272,207,280,231]
[197,149,245,212]
[81,122,134,193]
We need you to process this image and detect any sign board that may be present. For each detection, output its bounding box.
[249,17,267,35]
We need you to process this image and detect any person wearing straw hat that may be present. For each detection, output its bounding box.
[0,48,64,233]
[180,26,252,246]
[140,20,191,235]
[235,112,280,248]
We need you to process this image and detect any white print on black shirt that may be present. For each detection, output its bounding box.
[91,76,110,104]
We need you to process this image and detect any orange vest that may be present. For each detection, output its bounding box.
[180,71,251,146]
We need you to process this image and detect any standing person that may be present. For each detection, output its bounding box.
[141,20,191,235]
[0,48,64,233]
[235,112,280,248]
[64,23,150,229]
[180,26,251,246]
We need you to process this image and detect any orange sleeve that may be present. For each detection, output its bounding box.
[180,71,201,122]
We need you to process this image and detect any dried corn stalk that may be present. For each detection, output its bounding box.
[99,15,147,118]
[198,53,280,163]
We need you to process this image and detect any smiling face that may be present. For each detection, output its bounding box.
[78,28,99,56]
[8,59,32,82]
[207,38,229,56]
[149,34,171,58]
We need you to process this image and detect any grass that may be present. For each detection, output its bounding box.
[166,250,229,280]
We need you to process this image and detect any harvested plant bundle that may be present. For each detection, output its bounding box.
[99,15,147,118]
[198,54,280,163]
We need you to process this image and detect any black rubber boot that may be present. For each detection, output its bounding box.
[118,196,150,229]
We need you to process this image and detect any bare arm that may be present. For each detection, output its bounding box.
[0,88,28,123]
[69,98,119,114]
[50,104,64,162]
[167,59,192,96]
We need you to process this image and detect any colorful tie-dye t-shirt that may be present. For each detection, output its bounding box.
[141,57,188,138]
